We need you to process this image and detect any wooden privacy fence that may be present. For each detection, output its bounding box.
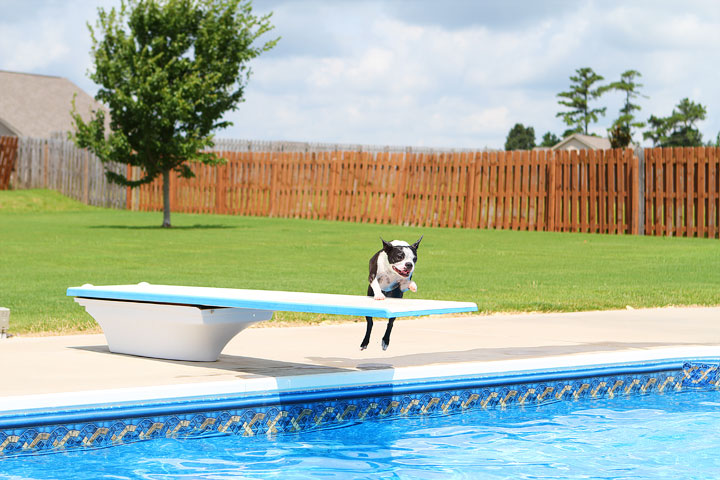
[645,147,719,238]
[11,137,126,209]
[0,136,18,190]
[5,135,717,238]
[128,148,641,235]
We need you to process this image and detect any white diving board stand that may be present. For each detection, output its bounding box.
[67,283,479,362]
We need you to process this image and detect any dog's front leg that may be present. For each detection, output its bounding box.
[361,285,376,350]
[399,278,417,293]
[381,317,394,351]
[361,316,373,350]
[370,278,385,300]
[381,288,403,350]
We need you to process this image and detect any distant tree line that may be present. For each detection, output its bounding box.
[505,67,713,151]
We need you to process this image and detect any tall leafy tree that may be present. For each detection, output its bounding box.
[643,98,707,147]
[540,132,561,148]
[605,70,646,148]
[504,123,536,151]
[71,0,278,227]
[556,67,607,136]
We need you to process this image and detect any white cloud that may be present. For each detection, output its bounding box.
[0,19,69,71]
[0,0,116,93]
[2,0,720,148]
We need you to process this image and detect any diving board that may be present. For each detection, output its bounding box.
[67,283,478,362]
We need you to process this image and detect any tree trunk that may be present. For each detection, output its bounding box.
[162,169,171,228]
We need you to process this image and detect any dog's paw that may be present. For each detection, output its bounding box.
[374,293,386,300]
[409,282,417,293]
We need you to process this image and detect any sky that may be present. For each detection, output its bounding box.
[1,0,719,150]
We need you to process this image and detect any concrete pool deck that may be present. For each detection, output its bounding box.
[1,306,719,401]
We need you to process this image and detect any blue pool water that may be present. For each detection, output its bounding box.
[2,389,720,479]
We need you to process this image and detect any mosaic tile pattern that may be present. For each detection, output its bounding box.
[2,362,719,457]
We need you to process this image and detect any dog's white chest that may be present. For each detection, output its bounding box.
[376,270,401,291]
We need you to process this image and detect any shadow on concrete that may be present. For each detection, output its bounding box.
[72,340,714,381]
[308,341,713,370]
[70,342,712,378]
[71,344,353,379]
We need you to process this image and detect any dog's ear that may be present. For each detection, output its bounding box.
[381,237,394,253]
[411,235,423,251]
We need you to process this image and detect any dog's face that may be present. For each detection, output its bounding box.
[381,236,422,278]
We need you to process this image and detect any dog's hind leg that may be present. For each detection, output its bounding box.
[361,285,374,350]
[381,287,403,351]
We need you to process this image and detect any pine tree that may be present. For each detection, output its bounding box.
[556,67,607,136]
[605,70,646,148]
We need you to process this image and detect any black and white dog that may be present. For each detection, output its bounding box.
[361,236,423,351]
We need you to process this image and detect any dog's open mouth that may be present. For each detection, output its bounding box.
[392,266,411,277]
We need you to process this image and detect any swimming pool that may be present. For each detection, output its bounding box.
[1,353,719,478]
[3,389,720,479]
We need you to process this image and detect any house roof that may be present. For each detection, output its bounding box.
[0,70,106,138]
[552,133,611,151]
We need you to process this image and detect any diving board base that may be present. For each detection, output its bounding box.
[74,298,274,362]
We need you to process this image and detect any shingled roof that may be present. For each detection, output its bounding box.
[0,70,106,138]
[552,133,611,151]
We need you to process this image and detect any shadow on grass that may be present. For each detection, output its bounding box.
[89,224,238,230]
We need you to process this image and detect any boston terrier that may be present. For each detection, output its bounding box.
[361,236,423,351]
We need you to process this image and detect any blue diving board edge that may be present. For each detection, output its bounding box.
[66,285,479,319]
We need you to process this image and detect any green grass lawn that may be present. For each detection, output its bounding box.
[1,189,719,335]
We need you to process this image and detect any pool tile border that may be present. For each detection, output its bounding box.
[1,361,718,457]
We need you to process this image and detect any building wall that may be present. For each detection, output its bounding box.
[555,138,588,151]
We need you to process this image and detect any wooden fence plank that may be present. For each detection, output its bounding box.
[577,150,586,233]
[488,152,498,229]
[563,151,572,232]
[609,149,618,234]
[663,148,673,236]
[533,150,544,231]
[674,148,683,236]
[686,147,695,237]
[696,147,706,237]
[413,153,426,227]
[657,148,666,236]
[709,146,717,237]
[463,152,476,228]
[0,136,19,190]
[547,153,557,232]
